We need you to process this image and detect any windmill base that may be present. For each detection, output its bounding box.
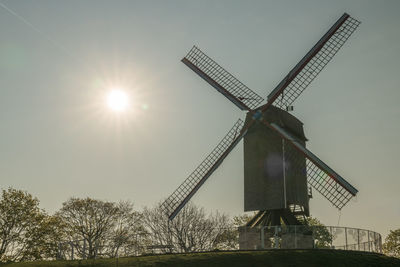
[238,208,314,250]
[281,232,314,249]
[238,227,272,250]
[238,227,314,250]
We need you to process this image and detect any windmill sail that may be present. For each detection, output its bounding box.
[182,46,264,111]
[167,13,360,221]
[265,13,360,111]
[161,119,245,220]
[268,122,358,209]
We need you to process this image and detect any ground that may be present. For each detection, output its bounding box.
[2,250,399,267]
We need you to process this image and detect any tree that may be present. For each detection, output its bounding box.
[383,229,400,258]
[305,216,333,248]
[232,213,256,228]
[56,197,119,259]
[102,201,146,257]
[20,214,66,261]
[56,198,145,259]
[143,202,233,253]
[0,188,49,262]
[211,212,257,250]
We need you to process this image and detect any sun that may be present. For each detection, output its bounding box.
[106,89,129,112]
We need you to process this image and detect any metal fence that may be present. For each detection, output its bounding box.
[57,225,381,260]
[56,233,150,260]
[238,225,382,253]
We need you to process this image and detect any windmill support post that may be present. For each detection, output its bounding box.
[368,230,371,252]
[274,226,279,249]
[260,226,265,249]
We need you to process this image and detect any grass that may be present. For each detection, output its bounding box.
[2,250,400,267]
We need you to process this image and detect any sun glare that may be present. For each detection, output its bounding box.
[107,89,129,112]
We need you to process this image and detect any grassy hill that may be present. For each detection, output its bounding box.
[2,250,400,267]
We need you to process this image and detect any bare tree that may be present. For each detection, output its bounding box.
[143,202,233,253]
[102,201,147,257]
[56,197,119,259]
[232,213,256,228]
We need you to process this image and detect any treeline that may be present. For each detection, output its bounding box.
[2,188,397,262]
[0,188,244,262]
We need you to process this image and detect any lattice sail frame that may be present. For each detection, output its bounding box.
[269,122,357,209]
[283,146,354,209]
[306,159,353,209]
[161,119,245,220]
[267,14,361,110]
[182,46,264,110]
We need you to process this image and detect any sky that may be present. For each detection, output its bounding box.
[0,0,399,239]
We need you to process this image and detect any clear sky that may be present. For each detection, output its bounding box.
[0,0,399,238]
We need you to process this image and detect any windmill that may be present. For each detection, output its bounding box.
[161,13,360,229]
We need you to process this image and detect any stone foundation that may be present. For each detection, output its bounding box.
[238,227,314,249]
[238,227,272,249]
[281,233,314,249]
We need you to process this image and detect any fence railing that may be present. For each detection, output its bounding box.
[57,225,381,260]
[238,225,382,253]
